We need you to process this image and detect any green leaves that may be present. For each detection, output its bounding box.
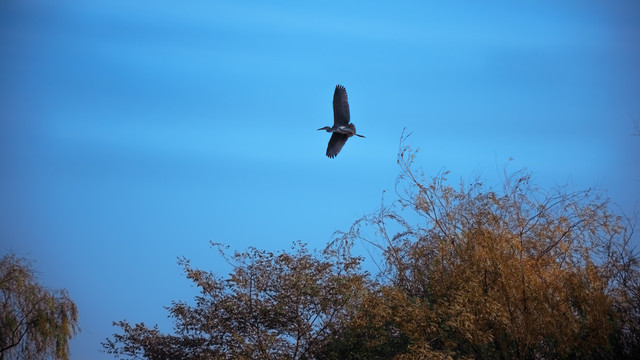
[0,254,78,360]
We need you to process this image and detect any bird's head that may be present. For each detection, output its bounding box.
[317,126,332,132]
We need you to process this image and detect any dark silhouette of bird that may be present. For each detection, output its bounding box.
[317,85,365,158]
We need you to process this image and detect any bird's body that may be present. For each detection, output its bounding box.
[317,85,365,158]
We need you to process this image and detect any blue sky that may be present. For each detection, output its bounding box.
[1,1,639,358]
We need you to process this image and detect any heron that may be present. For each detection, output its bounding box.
[317,84,365,158]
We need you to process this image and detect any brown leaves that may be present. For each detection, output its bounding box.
[104,136,639,360]
[327,141,640,359]
[105,242,368,360]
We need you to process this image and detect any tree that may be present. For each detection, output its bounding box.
[325,136,640,359]
[104,135,639,360]
[0,254,78,360]
[103,242,367,359]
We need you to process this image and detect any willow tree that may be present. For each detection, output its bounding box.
[325,139,639,360]
[0,254,79,360]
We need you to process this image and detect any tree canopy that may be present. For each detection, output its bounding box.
[103,242,367,359]
[104,140,639,360]
[0,254,78,360]
[324,142,639,359]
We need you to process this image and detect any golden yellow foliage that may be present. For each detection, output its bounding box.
[327,138,639,360]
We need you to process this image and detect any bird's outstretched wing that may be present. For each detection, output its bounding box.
[332,85,350,127]
[326,133,349,158]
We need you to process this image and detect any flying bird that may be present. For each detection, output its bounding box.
[317,85,365,158]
